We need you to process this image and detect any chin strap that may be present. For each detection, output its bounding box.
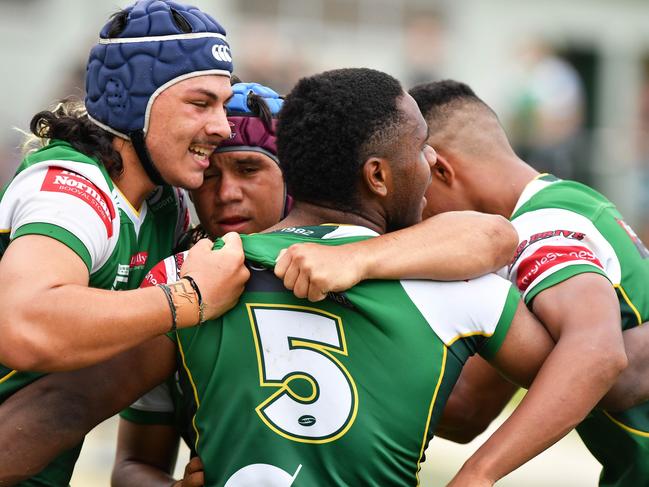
[129,130,165,186]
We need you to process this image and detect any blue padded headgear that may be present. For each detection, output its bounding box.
[85,0,233,138]
[226,82,283,116]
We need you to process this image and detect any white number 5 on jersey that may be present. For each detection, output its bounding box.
[247,304,358,443]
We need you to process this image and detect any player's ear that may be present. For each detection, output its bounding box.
[361,157,389,198]
[431,153,455,187]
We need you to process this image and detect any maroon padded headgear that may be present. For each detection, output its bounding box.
[215,116,278,163]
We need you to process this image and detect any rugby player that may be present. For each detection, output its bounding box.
[410,80,647,487]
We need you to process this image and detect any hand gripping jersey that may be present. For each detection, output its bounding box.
[0,140,190,486]
[134,224,519,486]
[507,174,649,487]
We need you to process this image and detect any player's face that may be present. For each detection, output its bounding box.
[385,94,435,232]
[192,150,285,237]
[145,75,233,190]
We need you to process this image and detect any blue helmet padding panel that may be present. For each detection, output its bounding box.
[227,82,284,116]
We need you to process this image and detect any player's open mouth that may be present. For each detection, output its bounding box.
[189,144,214,165]
[218,217,251,232]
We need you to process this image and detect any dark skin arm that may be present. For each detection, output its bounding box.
[112,420,206,487]
[448,274,627,486]
[275,211,517,301]
[435,355,519,444]
[0,336,175,485]
[438,318,649,444]
[599,324,649,411]
[437,274,627,460]
[111,420,181,487]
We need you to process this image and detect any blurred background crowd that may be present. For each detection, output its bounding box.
[2,0,648,484]
[4,0,649,235]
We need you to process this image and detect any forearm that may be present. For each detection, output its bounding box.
[0,337,174,483]
[0,233,246,372]
[112,421,181,487]
[112,461,177,487]
[435,356,518,444]
[600,324,649,411]
[459,337,626,482]
[3,284,172,371]
[360,211,517,281]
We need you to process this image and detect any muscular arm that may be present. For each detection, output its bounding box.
[276,211,517,301]
[349,211,517,280]
[599,324,649,411]
[0,234,247,371]
[0,336,175,484]
[449,274,627,485]
[435,356,518,444]
[112,420,182,487]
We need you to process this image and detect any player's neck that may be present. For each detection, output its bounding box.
[265,201,385,234]
[111,140,156,211]
[477,158,539,218]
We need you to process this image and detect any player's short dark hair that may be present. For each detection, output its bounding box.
[409,79,495,122]
[277,68,405,211]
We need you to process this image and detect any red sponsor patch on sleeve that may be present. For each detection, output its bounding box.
[174,252,186,274]
[516,245,603,292]
[142,260,168,288]
[40,167,115,237]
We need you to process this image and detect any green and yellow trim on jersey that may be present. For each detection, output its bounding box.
[176,332,203,452]
[615,283,642,327]
[603,411,649,438]
[415,347,447,486]
[0,369,17,385]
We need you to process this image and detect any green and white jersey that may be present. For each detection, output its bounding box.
[0,140,190,486]
[168,225,519,487]
[507,174,649,487]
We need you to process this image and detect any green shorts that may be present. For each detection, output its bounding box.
[577,406,649,487]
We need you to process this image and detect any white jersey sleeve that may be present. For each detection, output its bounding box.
[0,160,119,273]
[508,208,619,302]
[129,381,175,415]
[124,252,188,423]
[400,273,520,359]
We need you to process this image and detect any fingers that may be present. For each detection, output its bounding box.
[185,456,203,475]
[307,283,328,302]
[219,232,242,249]
[292,268,310,299]
[181,457,205,487]
[274,249,289,278]
[218,233,245,264]
[273,244,330,301]
[191,238,214,252]
[275,246,300,290]
[182,470,205,487]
